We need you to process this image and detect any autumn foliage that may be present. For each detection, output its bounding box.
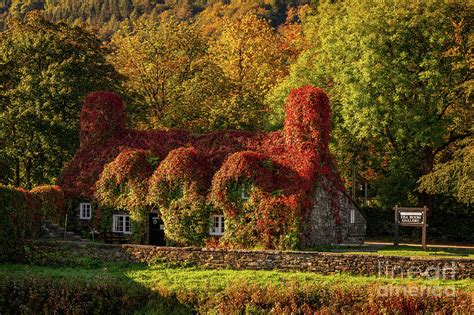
[30,185,66,225]
[61,86,348,248]
[147,147,213,246]
[0,184,65,262]
[80,91,126,147]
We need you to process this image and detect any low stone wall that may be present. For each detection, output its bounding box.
[29,241,473,279]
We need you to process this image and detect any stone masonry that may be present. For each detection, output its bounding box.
[29,241,473,280]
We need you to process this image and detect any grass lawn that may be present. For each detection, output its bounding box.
[1,261,472,314]
[370,245,474,258]
[1,262,472,292]
[312,244,474,258]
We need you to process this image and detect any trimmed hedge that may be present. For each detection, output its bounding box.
[0,185,66,262]
[0,185,31,262]
[30,185,66,225]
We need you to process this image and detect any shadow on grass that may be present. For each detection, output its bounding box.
[0,261,195,315]
[2,241,197,315]
[136,299,194,315]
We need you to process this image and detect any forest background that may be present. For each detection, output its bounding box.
[0,0,472,242]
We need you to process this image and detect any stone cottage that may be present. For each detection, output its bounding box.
[59,86,366,248]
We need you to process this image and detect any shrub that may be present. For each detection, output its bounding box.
[148,147,213,246]
[0,274,152,314]
[208,281,471,314]
[0,185,68,262]
[30,185,65,225]
[0,185,32,262]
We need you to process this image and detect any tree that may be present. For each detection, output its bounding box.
[209,13,285,130]
[110,17,226,132]
[419,139,473,205]
[270,0,473,207]
[0,13,120,188]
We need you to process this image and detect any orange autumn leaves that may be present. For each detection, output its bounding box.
[109,13,304,132]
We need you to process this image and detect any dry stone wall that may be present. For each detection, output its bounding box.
[29,241,473,280]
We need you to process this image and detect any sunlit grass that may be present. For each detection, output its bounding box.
[339,245,474,259]
[1,262,472,292]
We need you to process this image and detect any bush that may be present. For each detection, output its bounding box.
[0,185,68,262]
[0,185,33,262]
[0,274,151,314]
[199,281,471,314]
[30,185,65,225]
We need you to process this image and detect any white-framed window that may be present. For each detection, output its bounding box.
[350,209,355,224]
[209,215,225,236]
[113,214,132,234]
[240,183,250,200]
[79,202,92,219]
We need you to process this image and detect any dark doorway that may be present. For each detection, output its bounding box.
[149,213,165,246]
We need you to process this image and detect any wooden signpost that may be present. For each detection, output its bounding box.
[394,205,428,250]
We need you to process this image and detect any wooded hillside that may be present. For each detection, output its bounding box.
[0,0,312,36]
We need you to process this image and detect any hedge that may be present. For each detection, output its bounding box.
[0,186,32,262]
[0,185,65,262]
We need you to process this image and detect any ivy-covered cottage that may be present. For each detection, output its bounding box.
[59,86,366,249]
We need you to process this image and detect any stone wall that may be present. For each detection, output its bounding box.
[29,241,473,280]
[302,182,366,247]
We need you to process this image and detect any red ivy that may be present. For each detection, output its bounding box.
[80,91,126,147]
[148,147,212,195]
[95,148,154,209]
[60,86,348,247]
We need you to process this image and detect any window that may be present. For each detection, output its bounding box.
[350,209,355,224]
[240,183,250,200]
[113,214,132,234]
[209,215,225,236]
[79,203,92,219]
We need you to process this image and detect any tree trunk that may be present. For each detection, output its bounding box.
[25,157,32,189]
[14,158,20,187]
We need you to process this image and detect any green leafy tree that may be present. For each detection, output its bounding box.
[209,13,285,130]
[0,13,120,188]
[419,139,473,205]
[110,17,226,132]
[270,0,473,207]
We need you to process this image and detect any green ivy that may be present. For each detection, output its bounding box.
[157,183,212,246]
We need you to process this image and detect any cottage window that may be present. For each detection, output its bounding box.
[240,183,250,200]
[113,214,132,234]
[350,209,355,224]
[209,215,224,236]
[79,203,92,219]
